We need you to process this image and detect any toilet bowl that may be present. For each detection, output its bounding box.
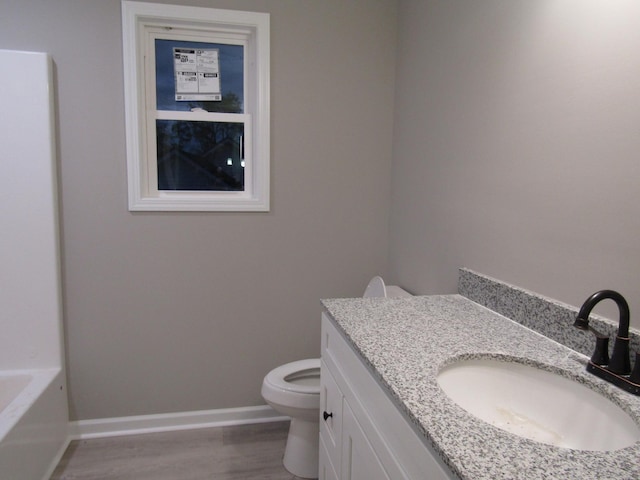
[262,277,411,478]
[261,358,321,479]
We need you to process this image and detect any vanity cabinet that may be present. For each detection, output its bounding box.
[319,312,457,480]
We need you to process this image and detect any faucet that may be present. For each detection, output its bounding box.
[574,290,640,395]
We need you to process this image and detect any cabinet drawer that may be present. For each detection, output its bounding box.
[322,312,352,373]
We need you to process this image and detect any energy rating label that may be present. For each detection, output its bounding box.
[173,48,221,101]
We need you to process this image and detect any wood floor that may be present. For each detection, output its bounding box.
[50,421,307,480]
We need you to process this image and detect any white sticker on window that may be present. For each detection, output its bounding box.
[173,48,221,101]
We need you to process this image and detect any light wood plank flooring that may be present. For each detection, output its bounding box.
[50,421,307,480]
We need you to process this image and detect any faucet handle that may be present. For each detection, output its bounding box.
[629,353,640,385]
[591,335,610,366]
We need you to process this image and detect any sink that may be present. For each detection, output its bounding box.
[437,358,640,451]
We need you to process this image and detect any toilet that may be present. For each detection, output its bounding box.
[261,276,411,479]
[261,359,321,478]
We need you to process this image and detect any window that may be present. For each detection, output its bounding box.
[122,1,270,211]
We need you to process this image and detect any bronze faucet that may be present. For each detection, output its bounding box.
[574,290,640,395]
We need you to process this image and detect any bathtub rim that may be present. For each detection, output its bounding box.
[0,373,32,413]
[0,367,62,442]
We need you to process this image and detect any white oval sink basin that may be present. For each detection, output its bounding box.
[437,358,640,451]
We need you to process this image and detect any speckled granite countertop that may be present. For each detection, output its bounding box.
[321,294,640,480]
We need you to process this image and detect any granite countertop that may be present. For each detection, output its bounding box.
[321,294,640,480]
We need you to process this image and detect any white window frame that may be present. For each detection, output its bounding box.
[121,1,270,211]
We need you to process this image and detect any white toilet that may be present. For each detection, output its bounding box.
[261,358,321,478]
[261,276,411,479]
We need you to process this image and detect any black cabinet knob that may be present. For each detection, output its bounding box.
[323,411,333,421]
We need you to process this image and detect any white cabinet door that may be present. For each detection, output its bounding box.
[341,401,391,480]
[320,360,343,470]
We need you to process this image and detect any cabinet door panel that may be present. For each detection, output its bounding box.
[341,401,390,480]
[319,437,340,480]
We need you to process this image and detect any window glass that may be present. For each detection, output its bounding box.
[156,120,244,191]
[155,39,244,113]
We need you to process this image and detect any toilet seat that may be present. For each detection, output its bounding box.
[363,275,412,298]
[264,358,320,395]
[363,275,386,298]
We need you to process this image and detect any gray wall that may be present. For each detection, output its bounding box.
[390,1,640,328]
[5,0,639,422]
[0,0,397,420]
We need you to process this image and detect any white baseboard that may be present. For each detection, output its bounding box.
[69,405,289,440]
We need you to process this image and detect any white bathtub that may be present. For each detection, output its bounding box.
[0,48,69,479]
[0,369,68,480]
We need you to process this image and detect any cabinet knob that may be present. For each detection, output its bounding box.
[323,411,333,421]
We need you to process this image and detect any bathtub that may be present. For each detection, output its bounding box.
[0,48,69,479]
[0,368,68,480]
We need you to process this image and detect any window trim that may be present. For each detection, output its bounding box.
[122,1,270,211]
